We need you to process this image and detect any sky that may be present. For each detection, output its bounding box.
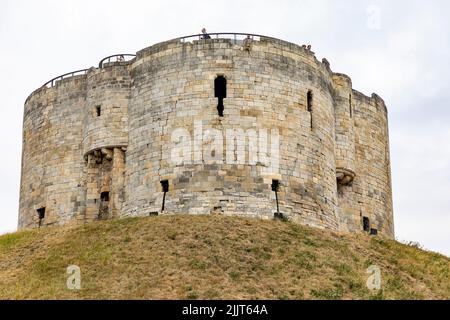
[0,0,449,256]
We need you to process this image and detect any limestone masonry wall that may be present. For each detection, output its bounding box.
[19,35,394,238]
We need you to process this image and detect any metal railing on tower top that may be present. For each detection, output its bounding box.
[98,54,137,69]
[173,32,275,44]
[39,33,294,89]
[42,69,90,88]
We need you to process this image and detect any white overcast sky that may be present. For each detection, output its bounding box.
[1,0,449,256]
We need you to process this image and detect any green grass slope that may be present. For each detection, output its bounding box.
[0,215,448,300]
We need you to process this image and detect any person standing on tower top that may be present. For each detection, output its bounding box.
[201,28,211,39]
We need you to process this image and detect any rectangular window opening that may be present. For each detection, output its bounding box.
[215,76,227,117]
[37,207,46,227]
[307,90,313,129]
[363,217,370,232]
[272,180,281,216]
[370,228,378,236]
[98,191,110,220]
[161,180,170,212]
[307,91,313,112]
[95,106,101,117]
[271,180,280,192]
[101,191,110,202]
[37,207,46,220]
[161,180,169,193]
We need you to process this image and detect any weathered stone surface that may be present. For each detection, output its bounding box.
[19,36,394,238]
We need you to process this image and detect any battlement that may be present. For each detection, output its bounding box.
[19,33,394,238]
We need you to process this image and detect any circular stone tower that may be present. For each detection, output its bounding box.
[19,33,394,238]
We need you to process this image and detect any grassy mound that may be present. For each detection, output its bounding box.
[0,215,448,300]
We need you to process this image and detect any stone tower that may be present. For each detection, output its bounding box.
[19,33,394,238]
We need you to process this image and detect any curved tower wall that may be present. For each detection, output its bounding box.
[333,73,356,179]
[124,38,339,230]
[19,35,394,238]
[352,92,394,236]
[81,63,131,222]
[19,76,86,228]
[332,73,358,233]
[83,63,130,155]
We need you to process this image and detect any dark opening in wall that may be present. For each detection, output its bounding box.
[271,180,280,192]
[363,217,370,232]
[307,90,313,129]
[214,76,227,117]
[272,180,281,216]
[161,180,169,193]
[274,212,285,220]
[101,191,110,202]
[96,106,101,117]
[307,91,313,112]
[37,207,45,227]
[98,192,110,220]
[370,228,378,236]
[161,180,169,212]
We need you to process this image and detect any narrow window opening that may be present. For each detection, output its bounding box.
[37,207,46,227]
[272,180,281,218]
[271,179,280,192]
[101,191,110,202]
[214,76,227,117]
[95,106,101,117]
[307,90,313,129]
[161,180,169,193]
[363,217,370,232]
[307,90,313,112]
[161,180,169,212]
[370,228,378,236]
